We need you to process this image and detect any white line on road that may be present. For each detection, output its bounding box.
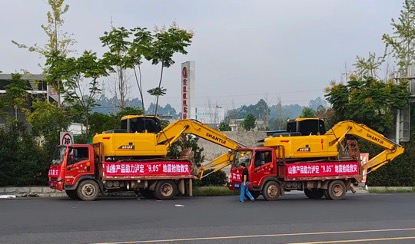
[92,227,415,243]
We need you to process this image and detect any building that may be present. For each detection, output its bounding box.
[0,73,57,128]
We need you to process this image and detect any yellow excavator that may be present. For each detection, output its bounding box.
[93,115,245,177]
[263,118,404,172]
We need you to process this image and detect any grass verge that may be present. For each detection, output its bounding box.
[193,186,239,196]
[368,187,415,193]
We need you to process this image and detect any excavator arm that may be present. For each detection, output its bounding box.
[156,119,244,178]
[325,120,405,172]
[197,151,235,179]
[156,119,244,151]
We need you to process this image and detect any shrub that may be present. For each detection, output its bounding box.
[195,169,227,186]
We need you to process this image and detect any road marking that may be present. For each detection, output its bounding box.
[92,227,415,243]
[290,236,415,243]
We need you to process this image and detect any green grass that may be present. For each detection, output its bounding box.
[192,186,239,196]
[368,187,415,193]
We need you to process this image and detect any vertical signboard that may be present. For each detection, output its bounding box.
[181,61,195,119]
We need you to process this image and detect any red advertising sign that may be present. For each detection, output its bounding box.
[286,161,360,178]
[103,161,191,177]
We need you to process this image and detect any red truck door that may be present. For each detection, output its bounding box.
[63,145,94,186]
[250,149,274,187]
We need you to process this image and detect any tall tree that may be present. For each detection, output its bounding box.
[148,23,193,116]
[383,0,415,77]
[12,0,75,106]
[100,27,132,110]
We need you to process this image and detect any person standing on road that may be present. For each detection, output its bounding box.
[240,163,255,202]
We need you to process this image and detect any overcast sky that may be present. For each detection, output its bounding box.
[0,0,403,112]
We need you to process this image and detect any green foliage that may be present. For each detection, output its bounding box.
[0,123,50,186]
[219,122,231,131]
[1,73,30,120]
[382,0,415,75]
[167,135,205,167]
[27,101,69,143]
[325,76,410,134]
[300,107,316,118]
[195,169,228,186]
[242,113,256,131]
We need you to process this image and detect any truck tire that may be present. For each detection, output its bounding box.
[140,189,155,199]
[65,190,79,200]
[327,180,347,200]
[154,180,178,200]
[263,181,280,201]
[304,189,324,199]
[77,180,99,201]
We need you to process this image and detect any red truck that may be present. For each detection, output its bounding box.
[227,145,365,200]
[48,116,245,201]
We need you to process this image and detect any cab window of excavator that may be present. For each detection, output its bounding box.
[128,118,162,133]
[233,150,252,167]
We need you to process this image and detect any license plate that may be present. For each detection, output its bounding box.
[50,182,55,187]
[234,183,240,188]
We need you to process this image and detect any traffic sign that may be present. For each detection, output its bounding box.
[60,132,74,145]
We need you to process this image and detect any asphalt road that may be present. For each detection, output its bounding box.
[1,192,415,244]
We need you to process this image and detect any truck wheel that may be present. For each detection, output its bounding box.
[327,180,347,200]
[323,189,332,200]
[65,190,79,200]
[140,189,155,199]
[77,180,99,201]
[304,189,324,199]
[263,181,280,201]
[154,180,178,200]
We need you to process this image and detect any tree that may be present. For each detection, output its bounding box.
[383,0,415,77]
[242,114,256,131]
[219,122,231,131]
[300,107,316,118]
[1,73,30,121]
[48,51,109,135]
[325,76,410,134]
[148,23,193,116]
[353,52,384,79]
[13,0,75,106]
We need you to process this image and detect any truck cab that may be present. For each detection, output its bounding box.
[228,147,277,197]
[48,144,96,195]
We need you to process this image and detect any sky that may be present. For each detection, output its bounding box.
[0,0,403,112]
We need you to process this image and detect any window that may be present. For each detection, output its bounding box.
[254,151,272,168]
[68,147,89,165]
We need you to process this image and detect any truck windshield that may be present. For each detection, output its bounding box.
[232,150,252,167]
[52,146,66,165]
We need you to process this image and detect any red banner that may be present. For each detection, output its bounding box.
[103,161,191,177]
[286,161,360,178]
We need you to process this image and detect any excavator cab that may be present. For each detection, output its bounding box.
[286,118,326,136]
[121,115,162,133]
